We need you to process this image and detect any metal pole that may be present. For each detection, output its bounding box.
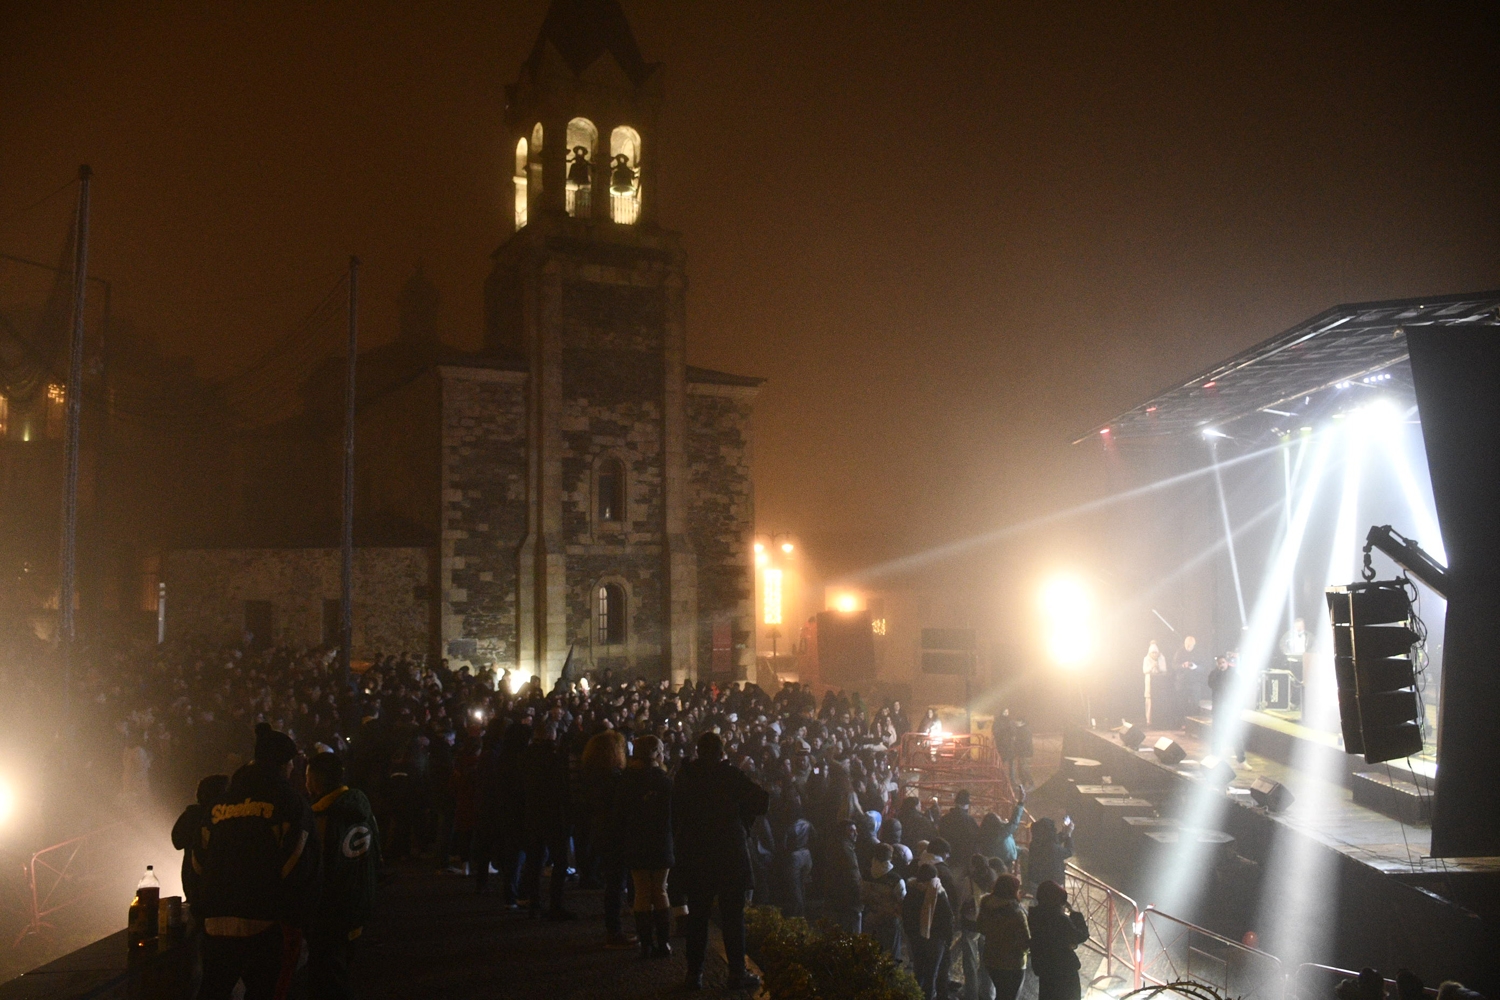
[59,165,91,704]
[340,257,359,691]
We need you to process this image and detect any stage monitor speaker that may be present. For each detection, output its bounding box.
[1326,582,1424,764]
[816,610,876,683]
[1120,723,1145,751]
[1200,756,1236,788]
[1152,737,1186,767]
[1250,777,1294,813]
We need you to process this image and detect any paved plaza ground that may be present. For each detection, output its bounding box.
[358,866,741,1000]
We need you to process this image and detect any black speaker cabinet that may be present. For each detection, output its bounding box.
[1152,737,1186,767]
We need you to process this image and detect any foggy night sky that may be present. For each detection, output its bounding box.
[3,1,1498,587]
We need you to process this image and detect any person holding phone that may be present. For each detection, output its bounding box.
[1022,817,1073,896]
[1028,880,1090,1000]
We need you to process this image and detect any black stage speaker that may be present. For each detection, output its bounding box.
[1152,737,1186,767]
[1326,582,1423,764]
[1199,756,1236,788]
[817,610,876,683]
[1120,723,1145,751]
[1250,777,1294,813]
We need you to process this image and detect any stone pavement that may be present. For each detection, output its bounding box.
[357,866,741,1000]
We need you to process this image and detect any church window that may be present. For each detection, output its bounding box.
[597,458,625,523]
[609,126,641,224]
[45,383,66,439]
[565,117,597,218]
[513,137,529,229]
[597,583,626,645]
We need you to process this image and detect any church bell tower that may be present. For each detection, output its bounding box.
[486,0,702,685]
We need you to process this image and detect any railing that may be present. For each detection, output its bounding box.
[1136,906,1284,1000]
[13,822,124,946]
[1290,964,1439,1000]
[1065,860,1141,990]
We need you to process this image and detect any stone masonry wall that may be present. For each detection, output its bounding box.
[686,384,756,676]
[164,547,430,658]
[559,269,669,676]
[440,368,528,669]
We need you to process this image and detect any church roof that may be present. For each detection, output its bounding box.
[526,0,657,87]
[686,365,764,388]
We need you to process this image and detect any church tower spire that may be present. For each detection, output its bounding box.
[506,0,662,230]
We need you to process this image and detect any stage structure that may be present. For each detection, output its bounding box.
[1078,290,1500,859]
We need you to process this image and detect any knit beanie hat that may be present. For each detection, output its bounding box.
[254,722,298,768]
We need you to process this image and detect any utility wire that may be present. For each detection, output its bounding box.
[0,177,77,234]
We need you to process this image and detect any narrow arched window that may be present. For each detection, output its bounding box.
[597,458,625,523]
[609,126,641,224]
[513,137,529,230]
[597,584,626,645]
[565,117,597,218]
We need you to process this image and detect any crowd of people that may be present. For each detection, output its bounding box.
[68,637,1074,1000]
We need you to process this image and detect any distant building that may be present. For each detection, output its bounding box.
[167,0,761,685]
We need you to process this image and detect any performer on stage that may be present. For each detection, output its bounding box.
[1142,641,1167,728]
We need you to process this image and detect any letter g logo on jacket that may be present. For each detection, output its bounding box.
[342,825,373,859]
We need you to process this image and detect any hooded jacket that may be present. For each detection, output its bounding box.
[311,785,381,939]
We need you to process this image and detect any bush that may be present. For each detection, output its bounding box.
[744,906,923,1000]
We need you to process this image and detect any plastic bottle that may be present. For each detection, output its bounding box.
[128,865,160,950]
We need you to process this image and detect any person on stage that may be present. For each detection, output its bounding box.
[1142,641,1167,727]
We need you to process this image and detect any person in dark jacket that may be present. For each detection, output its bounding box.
[521,719,574,919]
[673,731,769,992]
[172,773,229,909]
[305,752,380,1000]
[938,790,980,870]
[614,735,675,958]
[898,795,940,850]
[1028,880,1089,1000]
[902,862,953,1000]
[825,819,863,934]
[472,721,528,903]
[581,729,630,947]
[199,723,320,1000]
[1023,817,1073,895]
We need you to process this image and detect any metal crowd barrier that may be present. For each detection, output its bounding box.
[1065,860,1142,991]
[1135,905,1284,1000]
[13,822,124,945]
[1291,963,1439,1000]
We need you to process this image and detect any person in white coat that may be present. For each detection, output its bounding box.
[1142,641,1167,727]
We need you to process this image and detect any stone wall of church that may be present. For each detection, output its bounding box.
[558,269,671,675]
[163,546,430,657]
[440,367,527,669]
[686,383,757,677]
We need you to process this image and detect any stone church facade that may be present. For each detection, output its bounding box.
[167,0,760,686]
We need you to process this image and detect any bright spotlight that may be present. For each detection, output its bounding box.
[755,550,769,568]
[1356,398,1403,432]
[1039,574,1093,667]
[471,707,484,721]
[753,541,765,554]
[1202,428,1227,439]
[505,671,523,694]
[780,541,794,554]
[832,592,859,614]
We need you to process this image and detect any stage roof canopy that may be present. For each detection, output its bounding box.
[1077,290,1500,443]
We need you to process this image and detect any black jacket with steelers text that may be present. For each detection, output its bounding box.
[199,761,320,928]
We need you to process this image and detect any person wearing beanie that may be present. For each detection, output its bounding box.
[198,723,320,1000]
